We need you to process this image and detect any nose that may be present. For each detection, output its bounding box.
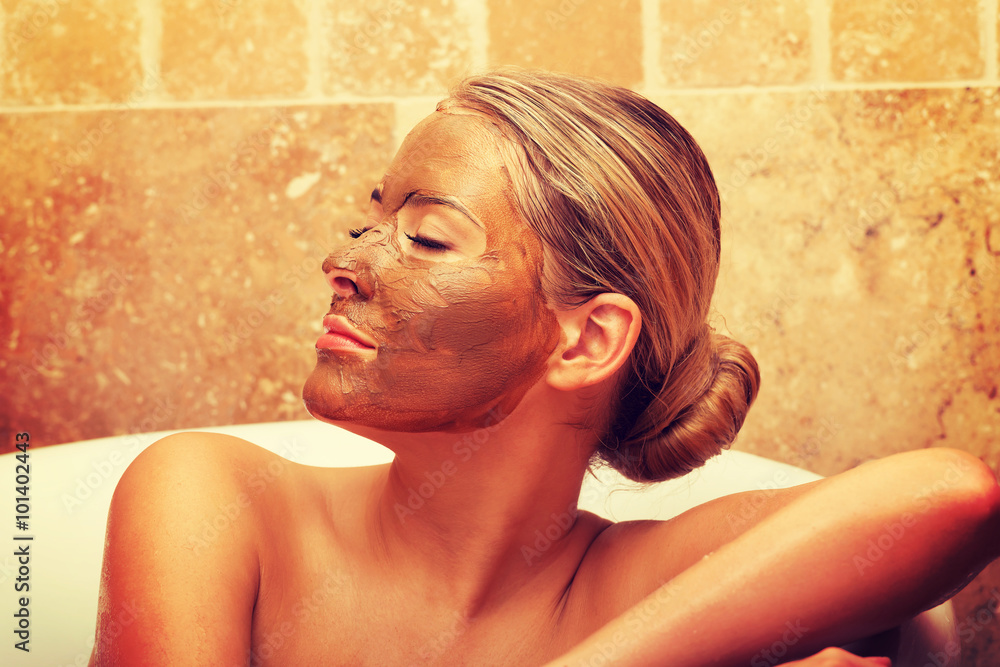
[324,265,360,298]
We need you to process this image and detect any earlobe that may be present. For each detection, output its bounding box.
[546,293,641,391]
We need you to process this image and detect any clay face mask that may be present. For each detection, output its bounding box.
[302,111,561,433]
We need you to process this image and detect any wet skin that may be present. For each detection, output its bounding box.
[302,111,562,433]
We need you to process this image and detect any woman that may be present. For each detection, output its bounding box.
[90,70,1000,666]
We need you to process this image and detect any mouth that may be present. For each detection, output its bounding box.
[317,315,378,353]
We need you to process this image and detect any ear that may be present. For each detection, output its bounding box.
[546,293,642,392]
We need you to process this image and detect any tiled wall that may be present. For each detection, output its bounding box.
[2,1,999,663]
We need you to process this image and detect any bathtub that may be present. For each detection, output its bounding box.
[0,420,956,666]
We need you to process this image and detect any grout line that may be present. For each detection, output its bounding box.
[633,78,1000,96]
[983,0,999,82]
[640,0,662,94]
[809,0,832,84]
[0,9,8,99]
[1,78,996,117]
[137,0,164,100]
[461,0,490,74]
[0,95,444,115]
[393,101,405,151]
[305,0,326,97]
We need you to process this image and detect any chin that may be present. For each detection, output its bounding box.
[301,356,530,435]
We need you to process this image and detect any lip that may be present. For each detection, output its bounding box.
[317,315,378,352]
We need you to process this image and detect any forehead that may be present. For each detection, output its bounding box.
[380,112,512,207]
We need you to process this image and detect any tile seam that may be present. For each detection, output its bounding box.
[0,95,441,115]
[465,0,490,73]
[305,0,325,97]
[810,0,832,83]
[138,0,164,102]
[983,0,999,81]
[640,0,662,93]
[2,82,996,117]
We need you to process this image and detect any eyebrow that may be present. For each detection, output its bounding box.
[370,188,483,229]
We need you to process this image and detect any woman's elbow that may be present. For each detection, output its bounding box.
[913,447,1000,559]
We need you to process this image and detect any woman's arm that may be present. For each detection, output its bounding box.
[545,447,1000,667]
[89,433,260,666]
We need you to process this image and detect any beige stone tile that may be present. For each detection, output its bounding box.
[649,87,999,475]
[325,0,473,96]
[488,0,642,87]
[660,0,812,87]
[652,89,999,663]
[161,0,310,100]
[831,0,983,82]
[0,103,393,449]
[0,0,143,105]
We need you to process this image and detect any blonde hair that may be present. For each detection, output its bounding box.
[446,69,760,483]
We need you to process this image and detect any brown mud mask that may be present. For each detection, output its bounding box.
[302,112,562,433]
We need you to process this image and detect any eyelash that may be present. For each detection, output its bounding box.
[348,227,448,252]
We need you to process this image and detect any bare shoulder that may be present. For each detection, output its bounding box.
[564,480,824,635]
[91,431,289,666]
[565,447,999,638]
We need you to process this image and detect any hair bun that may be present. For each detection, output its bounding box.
[596,331,760,483]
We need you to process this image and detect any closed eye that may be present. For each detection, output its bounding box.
[349,227,448,252]
[404,233,448,252]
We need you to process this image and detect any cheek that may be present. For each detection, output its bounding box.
[414,264,512,352]
[429,258,558,362]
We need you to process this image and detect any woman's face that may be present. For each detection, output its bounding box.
[302,110,562,433]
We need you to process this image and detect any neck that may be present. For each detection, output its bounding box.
[347,400,600,620]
